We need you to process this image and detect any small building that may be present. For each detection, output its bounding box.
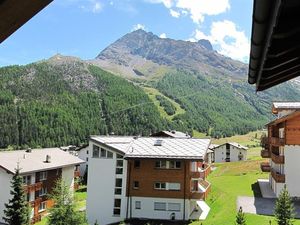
[260,102,300,197]
[212,142,248,162]
[0,148,83,224]
[86,136,212,225]
[77,145,89,178]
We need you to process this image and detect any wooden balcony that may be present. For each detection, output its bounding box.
[271,169,285,183]
[190,191,205,199]
[270,137,285,146]
[190,180,211,200]
[271,152,285,164]
[260,162,271,172]
[24,182,43,193]
[190,164,211,179]
[261,149,270,158]
[74,170,80,177]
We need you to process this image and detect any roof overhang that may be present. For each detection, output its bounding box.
[0,0,53,43]
[248,0,300,91]
[267,111,300,126]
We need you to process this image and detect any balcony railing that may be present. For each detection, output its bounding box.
[24,182,43,193]
[190,180,211,200]
[260,162,271,172]
[270,137,285,146]
[190,164,211,179]
[261,149,271,158]
[271,152,285,164]
[271,169,285,183]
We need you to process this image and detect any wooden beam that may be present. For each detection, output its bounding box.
[0,0,53,43]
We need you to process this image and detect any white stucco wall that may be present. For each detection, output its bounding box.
[0,169,13,223]
[284,145,300,197]
[86,141,127,225]
[78,146,89,177]
[62,166,75,190]
[130,197,191,220]
[214,145,247,163]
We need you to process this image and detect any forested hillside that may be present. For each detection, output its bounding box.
[0,58,167,149]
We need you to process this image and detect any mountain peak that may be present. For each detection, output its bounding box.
[197,39,213,51]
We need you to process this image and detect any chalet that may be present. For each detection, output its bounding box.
[260,102,300,197]
[212,142,248,163]
[86,136,212,225]
[150,130,191,138]
[0,148,83,224]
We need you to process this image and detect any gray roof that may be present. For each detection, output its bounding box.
[90,136,210,160]
[273,102,300,110]
[209,144,219,150]
[0,148,84,174]
[215,142,248,150]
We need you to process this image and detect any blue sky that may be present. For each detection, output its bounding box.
[0,0,253,66]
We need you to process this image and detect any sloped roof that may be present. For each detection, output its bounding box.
[215,142,248,150]
[0,148,84,174]
[150,130,190,138]
[90,136,210,160]
[267,110,300,126]
[209,144,219,150]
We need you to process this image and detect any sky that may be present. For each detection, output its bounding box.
[0,0,253,67]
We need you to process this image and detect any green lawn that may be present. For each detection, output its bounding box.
[191,160,300,225]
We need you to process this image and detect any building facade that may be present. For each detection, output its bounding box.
[0,148,83,224]
[261,102,300,197]
[87,136,211,225]
[212,142,248,163]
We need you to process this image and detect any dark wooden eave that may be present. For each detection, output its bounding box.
[248,0,300,91]
[0,0,53,44]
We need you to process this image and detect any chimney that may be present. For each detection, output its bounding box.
[45,155,51,163]
[25,148,32,153]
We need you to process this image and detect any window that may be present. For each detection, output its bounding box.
[154,182,166,190]
[86,157,88,162]
[134,160,140,168]
[116,154,123,159]
[113,199,121,216]
[169,161,181,169]
[107,151,113,158]
[114,188,122,195]
[39,187,47,196]
[155,160,166,168]
[38,202,46,212]
[115,178,122,187]
[168,203,180,211]
[100,148,106,157]
[39,171,47,181]
[116,168,123,174]
[116,160,123,167]
[154,202,166,211]
[23,175,31,185]
[92,145,100,158]
[135,201,141,209]
[86,150,89,154]
[168,183,181,191]
[133,181,139,189]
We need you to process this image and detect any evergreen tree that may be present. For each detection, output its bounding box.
[274,185,295,225]
[236,206,246,225]
[3,166,30,225]
[47,179,87,225]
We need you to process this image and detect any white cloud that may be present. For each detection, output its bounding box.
[192,20,250,62]
[132,24,146,31]
[146,0,229,24]
[145,0,174,8]
[159,33,167,38]
[92,1,102,13]
[170,9,180,18]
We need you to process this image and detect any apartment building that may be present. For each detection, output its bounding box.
[212,142,248,162]
[0,148,83,224]
[260,102,300,197]
[87,136,211,225]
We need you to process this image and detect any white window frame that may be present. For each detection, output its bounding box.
[135,201,141,209]
[39,171,47,181]
[154,202,166,211]
[92,145,100,158]
[39,187,47,196]
[168,183,181,191]
[38,201,46,212]
[154,182,166,190]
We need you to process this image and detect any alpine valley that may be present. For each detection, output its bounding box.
[1,29,300,149]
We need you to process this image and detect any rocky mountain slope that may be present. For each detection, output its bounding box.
[1,30,300,148]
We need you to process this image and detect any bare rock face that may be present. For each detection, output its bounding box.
[94,29,248,79]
